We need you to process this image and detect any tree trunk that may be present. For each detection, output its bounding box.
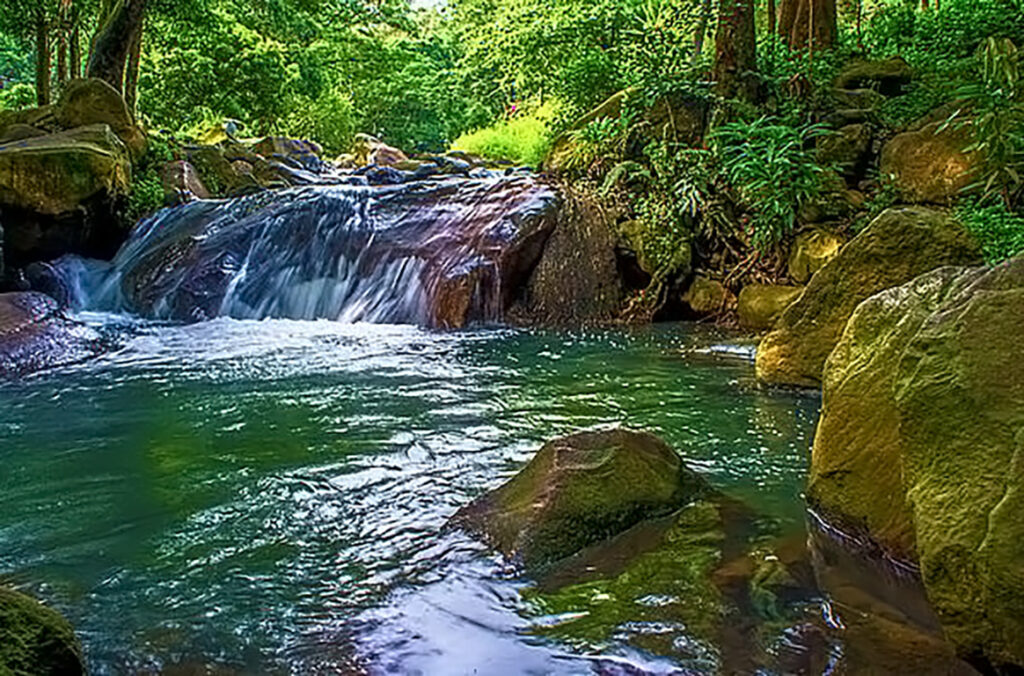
[86,0,147,93]
[768,0,777,36]
[691,0,713,65]
[70,24,81,78]
[712,0,758,101]
[124,20,143,115]
[777,0,837,52]
[57,30,68,85]
[34,11,52,106]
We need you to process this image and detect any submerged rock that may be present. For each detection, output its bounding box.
[449,429,709,571]
[756,207,980,387]
[810,257,1024,669]
[0,586,85,674]
[0,292,109,378]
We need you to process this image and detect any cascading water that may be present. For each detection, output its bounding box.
[51,174,561,328]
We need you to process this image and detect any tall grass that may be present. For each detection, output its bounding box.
[451,103,556,167]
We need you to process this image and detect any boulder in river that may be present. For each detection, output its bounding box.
[756,206,981,387]
[0,586,85,674]
[809,257,1024,670]
[449,429,710,571]
[0,292,110,378]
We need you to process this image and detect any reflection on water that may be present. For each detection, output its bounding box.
[0,318,955,674]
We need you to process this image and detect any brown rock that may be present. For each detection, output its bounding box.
[880,122,980,204]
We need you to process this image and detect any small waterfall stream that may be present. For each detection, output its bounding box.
[50,174,561,327]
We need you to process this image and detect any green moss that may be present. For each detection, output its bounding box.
[0,587,84,676]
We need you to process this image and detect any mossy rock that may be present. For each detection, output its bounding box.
[449,429,710,572]
[809,257,1024,669]
[756,207,981,387]
[684,275,735,316]
[816,123,872,179]
[834,57,914,96]
[0,123,131,216]
[55,78,146,158]
[737,284,803,330]
[808,266,983,559]
[0,586,84,675]
[880,121,980,204]
[788,227,845,284]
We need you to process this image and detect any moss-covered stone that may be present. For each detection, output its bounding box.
[787,227,845,284]
[808,266,983,558]
[756,207,980,387]
[817,123,873,179]
[0,123,131,216]
[684,275,735,316]
[737,284,803,330]
[55,78,146,157]
[834,57,914,96]
[880,122,980,204]
[0,586,84,675]
[810,257,1024,669]
[449,429,709,571]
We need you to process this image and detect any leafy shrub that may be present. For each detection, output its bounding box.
[710,117,833,251]
[947,38,1024,206]
[956,200,1024,264]
[0,82,34,111]
[282,86,356,156]
[451,103,556,166]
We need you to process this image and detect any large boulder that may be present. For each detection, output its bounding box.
[737,284,802,330]
[506,189,624,326]
[756,207,981,387]
[449,429,709,571]
[879,121,980,204]
[809,258,1024,670]
[0,586,85,674]
[55,78,146,157]
[0,292,110,378]
[0,123,130,216]
[817,123,873,179]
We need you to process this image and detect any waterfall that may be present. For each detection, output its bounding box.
[51,175,560,328]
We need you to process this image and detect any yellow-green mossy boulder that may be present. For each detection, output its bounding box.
[0,586,85,675]
[55,78,146,157]
[879,121,981,204]
[788,227,845,284]
[809,257,1024,670]
[684,275,735,316]
[737,284,803,330]
[448,429,710,572]
[0,123,131,216]
[756,206,980,387]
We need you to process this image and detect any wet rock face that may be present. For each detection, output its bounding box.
[94,176,560,328]
[0,587,85,675]
[810,258,1024,669]
[756,207,981,387]
[0,292,109,378]
[448,429,710,572]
